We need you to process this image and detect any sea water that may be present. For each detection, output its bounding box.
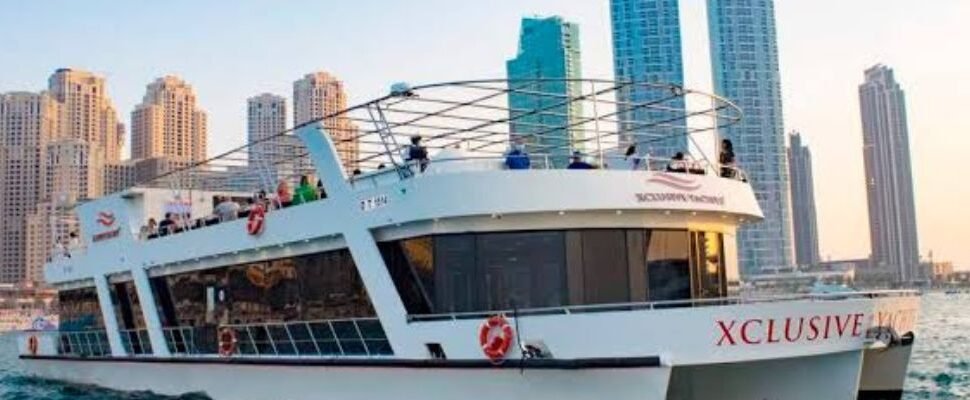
[0,292,965,399]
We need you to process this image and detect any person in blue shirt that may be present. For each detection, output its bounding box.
[505,142,531,170]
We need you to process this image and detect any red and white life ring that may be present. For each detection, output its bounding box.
[26,335,38,355]
[247,204,265,236]
[218,327,237,357]
[479,315,514,362]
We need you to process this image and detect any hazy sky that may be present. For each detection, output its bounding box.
[1,1,967,268]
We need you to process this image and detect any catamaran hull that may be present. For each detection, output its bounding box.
[21,348,912,400]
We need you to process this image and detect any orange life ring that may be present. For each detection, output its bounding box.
[218,327,237,357]
[478,315,514,362]
[27,335,38,355]
[247,204,265,236]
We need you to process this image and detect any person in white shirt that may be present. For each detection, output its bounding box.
[214,196,241,222]
[622,144,643,170]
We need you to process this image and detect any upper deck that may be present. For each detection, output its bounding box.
[46,79,756,285]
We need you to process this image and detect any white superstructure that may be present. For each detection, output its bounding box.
[19,79,919,400]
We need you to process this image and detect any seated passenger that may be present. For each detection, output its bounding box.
[276,180,292,208]
[405,135,429,172]
[504,142,530,170]
[214,196,241,222]
[158,213,175,236]
[666,152,688,173]
[292,175,319,205]
[567,151,594,170]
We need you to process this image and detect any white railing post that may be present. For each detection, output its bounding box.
[93,275,126,357]
[131,266,171,357]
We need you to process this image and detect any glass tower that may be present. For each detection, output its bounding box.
[859,65,920,283]
[609,0,686,158]
[506,16,582,168]
[707,0,793,274]
[788,131,820,267]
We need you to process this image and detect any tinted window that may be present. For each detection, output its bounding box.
[58,287,104,331]
[645,230,691,302]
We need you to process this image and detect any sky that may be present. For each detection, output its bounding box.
[1,0,968,268]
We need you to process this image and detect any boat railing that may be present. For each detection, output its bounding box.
[57,329,111,357]
[157,318,393,357]
[221,317,393,357]
[408,290,920,322]
[119,328,153,355]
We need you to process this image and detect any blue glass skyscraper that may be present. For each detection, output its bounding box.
[707,0,793,273]
[506,16,582,167]
[609,0,686,158]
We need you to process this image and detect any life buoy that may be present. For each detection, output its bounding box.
[26,335,38,355]
[247,204,265,236]
[478,315,514,362]
[218,327,237,357]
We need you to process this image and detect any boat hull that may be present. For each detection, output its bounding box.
[20,346,914,400]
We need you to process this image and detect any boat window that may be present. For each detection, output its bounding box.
[152,249,376,328]
[58,286,104,331]
[646,230,691,302]
[380,228,728,316]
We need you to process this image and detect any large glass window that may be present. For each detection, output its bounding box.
[381,228,729,316]
[58,287,104,331]
[152,249,376,328]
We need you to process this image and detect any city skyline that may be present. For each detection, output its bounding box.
[0,0,968,269]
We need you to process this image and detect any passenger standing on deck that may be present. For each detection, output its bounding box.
[158,213,175,236]
[316,179,327,199]
[214,196,240,222]
[276,180,292,208]
[623,144,643,170]
[405,135,429,172]
[719,139,736,178]
[293,175,319,205]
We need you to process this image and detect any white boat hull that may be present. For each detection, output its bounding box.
[21,345,913,400]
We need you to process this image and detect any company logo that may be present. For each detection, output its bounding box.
[96,211,115,227]
[646,173,701,192]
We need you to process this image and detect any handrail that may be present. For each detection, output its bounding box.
[407,290,920,322]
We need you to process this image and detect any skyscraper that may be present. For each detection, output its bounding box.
[506,16,582,167]
[0,92,60,283]
[609,0,686,157]
[707,0,793,274]
[131,76,208,163]
[293,72,358,172]
[247,93,308,180]
[859,65,920,283]
[787,131,820,267]
[47,68,125,163]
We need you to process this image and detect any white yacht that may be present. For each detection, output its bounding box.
[19,79,919,400]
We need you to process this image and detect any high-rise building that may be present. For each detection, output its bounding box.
[707,0,793,274]
[1,69,123,284]
[609,0,686,157]
[506,16,583,167]
[247,93,309,182]
[131,76,208,163]
[0,92,60,283]
[293,72,358,171]
[787,131,820,267]
[859,64,920,283]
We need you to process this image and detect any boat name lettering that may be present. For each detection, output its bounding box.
[360,194,389,212]
[635,192,725,206]
[715,313,866,346]
[92,228,121,242]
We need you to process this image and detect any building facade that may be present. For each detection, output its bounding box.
[787,131,820,267]
[293,72,358,171]
[609,0,686,157]
[131,76,208,163]
[859,64,920,283]
[707,0,793,274]
[47,68,125,163]
[0,92,60,283]
[506,16,583,167]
